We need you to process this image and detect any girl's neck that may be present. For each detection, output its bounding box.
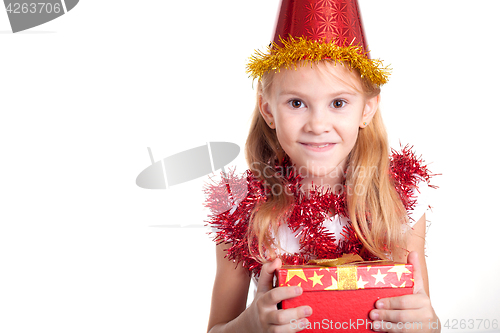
[297,160,347,195]
[301,173,344,194]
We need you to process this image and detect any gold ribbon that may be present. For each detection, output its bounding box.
[337,266,358,290]
[308,253,364,267]
[307,254,397,291]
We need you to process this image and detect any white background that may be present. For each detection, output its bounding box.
[1,1,499,332]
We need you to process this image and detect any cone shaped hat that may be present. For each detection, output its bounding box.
[247,0,390,85]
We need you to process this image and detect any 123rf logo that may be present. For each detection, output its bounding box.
[3,0,78,33]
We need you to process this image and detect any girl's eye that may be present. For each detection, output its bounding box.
[289,99,304,109]
[332,99,347,109]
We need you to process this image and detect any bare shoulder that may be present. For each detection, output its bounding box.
[207,242,252,332]
[407,214,426,252]
[395,214,430,296]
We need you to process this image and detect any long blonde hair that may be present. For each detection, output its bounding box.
[245,61,408,261]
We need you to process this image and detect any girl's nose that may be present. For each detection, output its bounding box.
[305,107,331,134]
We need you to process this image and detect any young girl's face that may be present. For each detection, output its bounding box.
[259,62,379,188]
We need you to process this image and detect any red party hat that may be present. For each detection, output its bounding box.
[247,0,390,85]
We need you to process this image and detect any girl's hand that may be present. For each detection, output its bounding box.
[369,252,440,332]
[247,258,313,333]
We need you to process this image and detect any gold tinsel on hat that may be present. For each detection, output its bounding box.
[246,36,391,86]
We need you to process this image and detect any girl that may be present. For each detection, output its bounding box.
[206,1,440,332]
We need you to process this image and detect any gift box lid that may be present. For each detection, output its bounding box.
[277,261,413,291]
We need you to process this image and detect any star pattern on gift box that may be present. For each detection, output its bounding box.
[387,264,412,281]
[324,276,338,290]
[286,268,307,284]
[278,263,413,291]
[390,281,407,288]
[371,269,388,285]
[308,271,325,287]
[357,275,369,289]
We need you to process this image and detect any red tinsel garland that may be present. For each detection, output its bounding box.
[204,145,436,277]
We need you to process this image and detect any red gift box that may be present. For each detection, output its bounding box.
[276,260,413,332]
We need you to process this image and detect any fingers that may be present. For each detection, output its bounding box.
[371,294,432,321]
[368,253,436,333]
[260,288,312,332]
[254,259,314,332]
[255,286,312,333]
[374,294,429,311]
[371,307,430,326]
[262,285,304,307]
[370,293,436,332]
[257,258,282,295]
[263,306,311,333]
[407,251,426,296]
[267,306,312,325]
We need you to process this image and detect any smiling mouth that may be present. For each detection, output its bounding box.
[301,143,334,148]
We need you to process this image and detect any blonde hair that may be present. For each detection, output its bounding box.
[245,61,407,261]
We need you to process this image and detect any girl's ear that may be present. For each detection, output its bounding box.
[258,93,276,129]
[360,94,380,128]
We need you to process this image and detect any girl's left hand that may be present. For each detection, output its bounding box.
[369,252,441,333]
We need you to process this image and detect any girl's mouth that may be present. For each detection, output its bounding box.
[300,142,335,151]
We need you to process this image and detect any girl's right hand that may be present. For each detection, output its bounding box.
[247,258,312,333]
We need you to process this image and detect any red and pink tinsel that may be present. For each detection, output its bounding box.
[204,146,436,277]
